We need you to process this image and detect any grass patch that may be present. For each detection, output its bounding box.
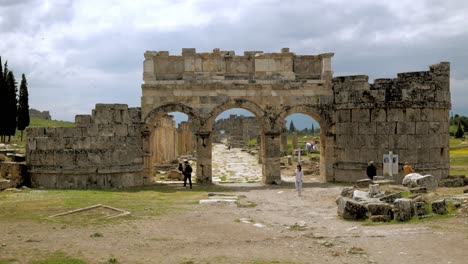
[0,259,18,264]
[30,251,87,264]
[90,232,103,238]
[0,185,232,225]
[219,175,227,182]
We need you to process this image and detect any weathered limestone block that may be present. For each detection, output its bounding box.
[166,170,184,181]
[402,173,437,191]
[431,199,447,214]
[369,184,381,198]
[370,215,392,222]
[414,202,426,217]
[394,198,415,221]
[439,176,466,187]
[356,179,372,188]
[353,190,369,201]
[340,187,356,198]
[336,196,368,220]
[367,203,393,218]
[379,192,402,204]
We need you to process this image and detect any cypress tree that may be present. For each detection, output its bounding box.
[17,74,30,141]
[5,71,17,142]
[455,123,464,139]
[289,120,296,132]
[0,58,6,142]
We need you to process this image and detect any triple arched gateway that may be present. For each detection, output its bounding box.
[26,48,451,188]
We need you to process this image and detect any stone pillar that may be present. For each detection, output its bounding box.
[292,132,298,150]
[196,131,212,185]
[143,52,155,82]
[280,131,287,155]
[141,128,152,185]
[262,131,282,184]
[257,135,262,164]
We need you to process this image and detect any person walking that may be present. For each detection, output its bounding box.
[183,160,193,189]
[403,162,414,175]
[295,164,304,196]
[366,161,377,180]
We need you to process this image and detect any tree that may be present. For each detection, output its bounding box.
[289,120,296,132]
[311,123,315,135]
[455,123,464,139]
[5,71,17,142]
[17,74,30,141]
[0,58,6,142]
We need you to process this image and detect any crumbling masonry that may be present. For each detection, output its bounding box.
[26,48,451,188]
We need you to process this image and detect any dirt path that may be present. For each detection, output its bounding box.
[0,145,467,263]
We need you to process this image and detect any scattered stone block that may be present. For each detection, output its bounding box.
[403,173,437,191]
[414,202,426,217]
[336,196,368,220]
[440,176,466,187]
[373,176,385,181]
[431,199,447,215]
[393,198,415,221]
[356,179,372,188]
[369,184,381,198]
[340,187,355,198]
[379,192,402,204]
[410,187,427,193]
[353,190,369,201]
[367,203,393,218]
[166,170,184,181]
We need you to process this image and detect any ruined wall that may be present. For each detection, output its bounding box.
[333,62,451,183]
[213,115,260,147]
[177,121,194,155]
[150,115,176,164]
[26,104,144,189]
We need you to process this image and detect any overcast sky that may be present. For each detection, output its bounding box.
[1,0,467,122]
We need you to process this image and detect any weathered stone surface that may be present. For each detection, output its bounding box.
[431,199,447,215]
[410,187,427,193]
[336,196,368,220]
[353,190,369,201]
[393,198,415,221]
[356,179,372,188]
[166,170,184,181]
[403,173,437,191]
[379,192,402,204]
[414,202,426,217]
[369,184,381,198]
[340,187,355,198]
[367,203,393,218]
[25,49,452,189]
[440,176,466,187]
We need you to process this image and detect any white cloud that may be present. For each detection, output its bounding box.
[0,0,467,121]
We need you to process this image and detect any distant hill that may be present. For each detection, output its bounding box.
[29,109,51,120]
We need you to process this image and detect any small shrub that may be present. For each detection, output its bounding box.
[288,223,306,231]
[90,232,103,238]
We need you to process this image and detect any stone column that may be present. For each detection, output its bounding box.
[280,130,287,156]
[257,135,262,164]
[262,131,282,184]
[292,132,298,150]
[196,131,212,185]
[141,128,152,185]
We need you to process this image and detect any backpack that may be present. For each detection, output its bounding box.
[185,165,193,174]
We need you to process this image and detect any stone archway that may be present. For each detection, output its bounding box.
[142,103,201,184]
[278,105,336,182]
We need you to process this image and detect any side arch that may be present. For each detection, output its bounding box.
[204,98,267,131]
[143,102,202,131]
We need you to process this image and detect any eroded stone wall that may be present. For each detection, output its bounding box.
[213,115,260,147]
[26,104,144,188]
[333,63,451,183]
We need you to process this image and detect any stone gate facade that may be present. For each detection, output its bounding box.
[26,48,451,188]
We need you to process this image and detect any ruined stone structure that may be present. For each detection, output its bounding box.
[213,115,260,147]
[29,109,51,120]
[26,48,451,188]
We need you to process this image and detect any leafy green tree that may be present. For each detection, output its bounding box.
[5,71,18,141]
[455,123,464,138]
[289,120,296,132]
[17,74,30,141]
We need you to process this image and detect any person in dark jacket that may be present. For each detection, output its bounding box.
[183,160,193,189]
[366,161,377,180]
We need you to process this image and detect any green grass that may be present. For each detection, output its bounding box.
[9,117,75,145]
[0,185,228,225]
[449,137,468,176]
[30,251,87,264]
[0,259,18,264]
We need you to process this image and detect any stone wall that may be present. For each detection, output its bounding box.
[213,115,260,147]
[177,121,194,155]
[333,62,451,183]
[150,115,177,164]
[26,104,144,189]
